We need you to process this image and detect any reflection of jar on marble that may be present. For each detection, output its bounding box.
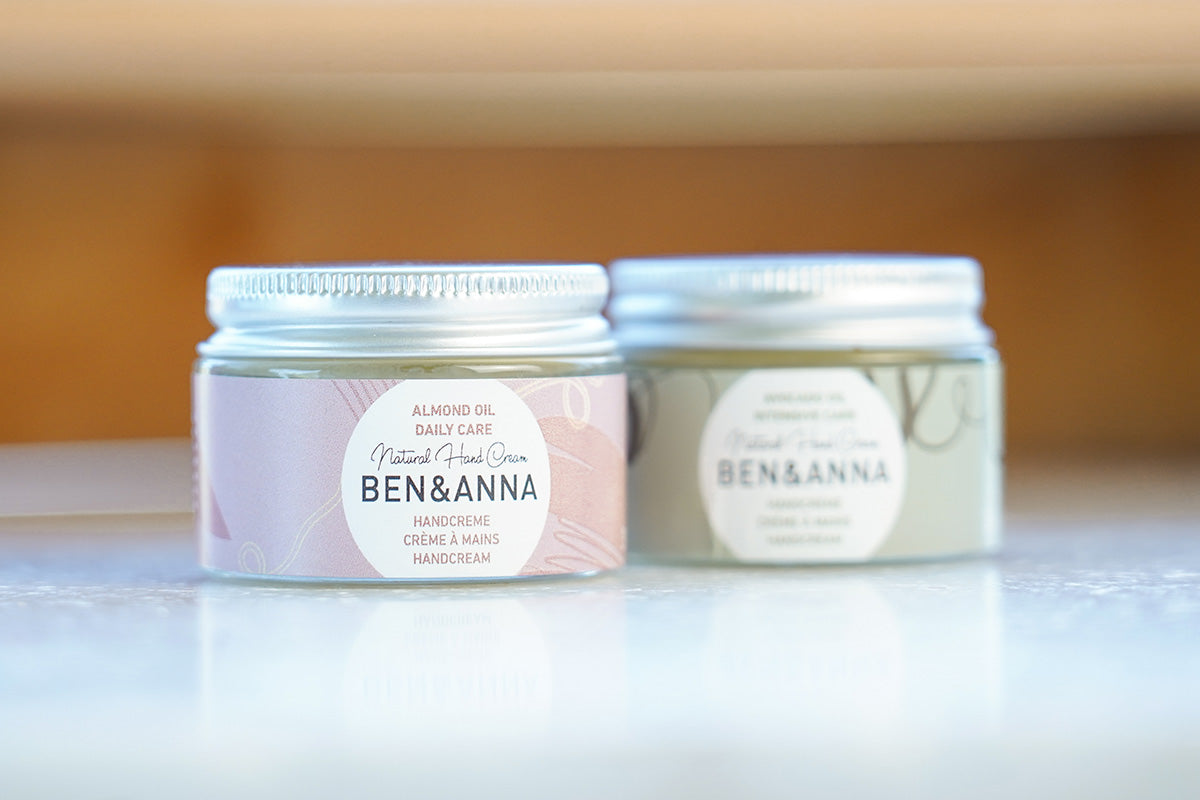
[610,254,1003,564]
[194,264,626,582]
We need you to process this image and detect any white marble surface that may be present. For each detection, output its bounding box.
[1,450,1199,799]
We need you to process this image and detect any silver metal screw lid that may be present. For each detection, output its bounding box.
[200,263,616,358]
[609,253,994,350]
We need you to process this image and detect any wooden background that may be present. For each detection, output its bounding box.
[2,1,1199,457]
[2,128,1198,456]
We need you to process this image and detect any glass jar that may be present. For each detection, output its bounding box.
[193,263,626,582]
[609,254,1003,563]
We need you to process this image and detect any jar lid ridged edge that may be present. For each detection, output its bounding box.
[609,253,981,299]
[208,263,609,305]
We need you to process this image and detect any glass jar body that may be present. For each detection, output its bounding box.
[624,345,1003,564]
[193,352,627,582]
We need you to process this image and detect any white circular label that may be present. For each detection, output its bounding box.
[341,380,551,578]
[698,369,907,562]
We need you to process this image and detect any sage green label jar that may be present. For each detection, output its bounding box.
[609,254,1003,564]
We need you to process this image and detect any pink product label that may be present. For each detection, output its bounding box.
[193,374,627,579]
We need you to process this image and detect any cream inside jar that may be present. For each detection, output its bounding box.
[610,254,1003,564]
[193,263,626,582]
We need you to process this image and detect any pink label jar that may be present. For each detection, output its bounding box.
[193,263,626,582]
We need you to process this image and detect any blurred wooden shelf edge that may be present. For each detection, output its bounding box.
[5,66,1200,146]
[3,1,1200,145]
